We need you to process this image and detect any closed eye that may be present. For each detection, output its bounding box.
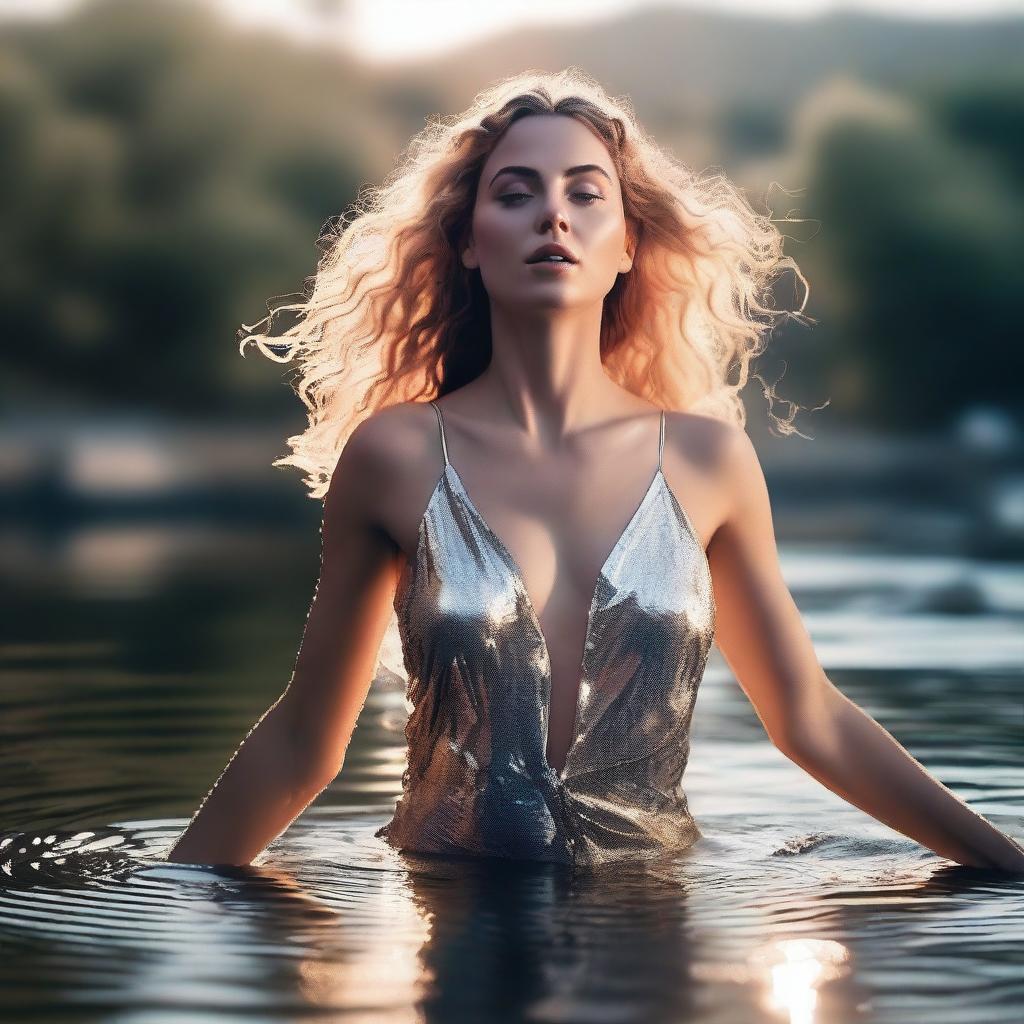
[498,192,603,206]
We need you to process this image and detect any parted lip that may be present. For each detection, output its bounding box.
[525,243,578,264]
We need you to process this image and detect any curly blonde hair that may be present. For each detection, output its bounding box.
[239,67,815,501]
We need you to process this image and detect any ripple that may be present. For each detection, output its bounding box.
[2,530,1023,1021]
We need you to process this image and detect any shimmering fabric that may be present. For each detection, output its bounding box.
[375,402,716,868]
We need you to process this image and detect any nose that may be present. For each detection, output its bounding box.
[536,194,570,235]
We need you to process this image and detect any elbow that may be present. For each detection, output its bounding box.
[769,675,847,763]
[771,723,815,765]
[307,757,343,794]
[756,706,813,761]
[766,714,803,759]
[297,737,347,794]
[771,704,847,767]
[276,695,346,793]
[291,743,342,796]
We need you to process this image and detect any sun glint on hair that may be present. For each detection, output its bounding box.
[238,67,816,501]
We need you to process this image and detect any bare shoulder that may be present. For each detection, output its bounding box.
[662,411,761,544]
[702,416,769,502]
[336,400,437,484]
[326,401,444,554]
[663,410,751,475]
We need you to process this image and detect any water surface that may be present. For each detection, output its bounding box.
[1,511,1022,1023]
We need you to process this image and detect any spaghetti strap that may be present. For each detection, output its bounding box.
[429,400,450,467]
[658,409,666,472]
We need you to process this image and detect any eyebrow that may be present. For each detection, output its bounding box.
[488,163,613,187]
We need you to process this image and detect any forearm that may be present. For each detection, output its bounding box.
[166,698,330,867]
[781,685,1024,871]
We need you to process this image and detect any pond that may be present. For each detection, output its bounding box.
[1,476,1022,1023]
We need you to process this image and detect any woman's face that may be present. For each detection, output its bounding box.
[464,114,633,311]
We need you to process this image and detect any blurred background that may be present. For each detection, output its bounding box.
[2,3,1024,1021]
[2,0,1023,815]
[3,0,1024,503]
[3,0,1024,805]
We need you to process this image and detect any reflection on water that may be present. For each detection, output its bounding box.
[759,939,852,1024]
[1,489,1022,1021]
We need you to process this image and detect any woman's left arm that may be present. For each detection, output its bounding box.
[705,424,1024,873]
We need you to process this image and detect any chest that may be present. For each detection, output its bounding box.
[397,463,715,670]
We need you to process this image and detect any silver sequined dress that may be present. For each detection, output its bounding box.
[375,401,716,868]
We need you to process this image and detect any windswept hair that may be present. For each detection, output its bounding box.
[239,67,815,500]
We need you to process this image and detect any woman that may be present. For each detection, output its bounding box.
[166,69,1024,872]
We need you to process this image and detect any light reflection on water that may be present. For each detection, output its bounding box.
[0,518,1022,1023]
[691,937,855,1024]
[761,939,853,1024]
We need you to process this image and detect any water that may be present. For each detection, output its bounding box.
[1,517,1023,1022]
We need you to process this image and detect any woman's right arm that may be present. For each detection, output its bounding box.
[165,415,402,866]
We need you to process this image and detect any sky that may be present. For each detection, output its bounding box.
[2,0,1023,63]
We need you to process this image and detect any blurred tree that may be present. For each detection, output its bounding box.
[925,73,1024,191]
[799,77,1023,430]
[0,0,390,416]
[718,98,788,165]
[0,0,1021,431]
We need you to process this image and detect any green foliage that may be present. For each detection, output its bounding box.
[1,0,1021,430]
[802,78,1024,428]
[0,0,382,415]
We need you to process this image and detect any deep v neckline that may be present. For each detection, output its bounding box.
[446,463,664,782]
[426,404,669,783]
